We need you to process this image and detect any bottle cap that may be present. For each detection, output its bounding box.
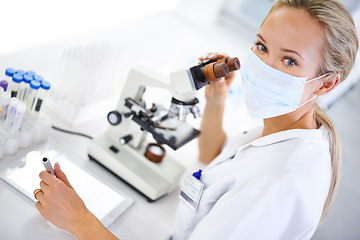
[0,92,10,105]
[26,71,36,76]
[41,81,51,90]
[33,75,44,82]
[0,80,8,91]
[192,169,202,180]
[5,68,16,77]
[12,74,23,83]
[23,74,33,83]
[15,70,25,76]
[30,80,41,90]
[16,102,26,113]
[9,97,19,106]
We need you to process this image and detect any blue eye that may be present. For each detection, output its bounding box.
[255,42,267,53]
[284,57,297,66]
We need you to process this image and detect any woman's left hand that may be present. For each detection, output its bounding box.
[199,52,237,106]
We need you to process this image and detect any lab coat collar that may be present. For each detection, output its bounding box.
[248,125,327,147]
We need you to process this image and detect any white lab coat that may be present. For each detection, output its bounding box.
[172,125,331,240]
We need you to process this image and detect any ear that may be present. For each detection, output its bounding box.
[314,73,340,96]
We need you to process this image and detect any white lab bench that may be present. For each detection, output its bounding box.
[0,112,205,240]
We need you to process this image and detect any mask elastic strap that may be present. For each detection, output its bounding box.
[298,95,317,109]
[306,72,332,83]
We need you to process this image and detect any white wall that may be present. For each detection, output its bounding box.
[0,0,179,56]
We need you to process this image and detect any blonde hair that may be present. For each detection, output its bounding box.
[266,0,358,222]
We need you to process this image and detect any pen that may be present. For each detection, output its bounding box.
[42,157,55,176]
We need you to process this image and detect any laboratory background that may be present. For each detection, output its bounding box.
[0,0,359,239]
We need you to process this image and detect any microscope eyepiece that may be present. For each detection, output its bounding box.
[190,55,240,90]
[203,62,229,82]
[225,57,240,71]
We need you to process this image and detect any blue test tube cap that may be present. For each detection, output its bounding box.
[26,70,36,76]
[30,80,41,90]
[5,68,16,77]
[33,75,43,82]
[23,74,33,83]
[15,70,25,76]
[12,74,23,83]
[41,81,51,90]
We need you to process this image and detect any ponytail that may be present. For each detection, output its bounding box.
[314,104,342,223]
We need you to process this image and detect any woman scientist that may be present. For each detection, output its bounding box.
[34,0,358,239]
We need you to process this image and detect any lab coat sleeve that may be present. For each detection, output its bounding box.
[188,173,318,240]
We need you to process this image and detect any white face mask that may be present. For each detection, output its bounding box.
[241,49,329,119]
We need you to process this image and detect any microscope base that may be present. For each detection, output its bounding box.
[88,133,185,201]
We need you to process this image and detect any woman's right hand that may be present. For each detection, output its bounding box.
[35,163,94,234]
[199,52,237,106]
[35,163,118,239]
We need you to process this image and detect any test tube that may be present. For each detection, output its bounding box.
[0,87,4,115]
[4,97,19,129]
[34,81,50,113]
[10,74,23,98]
[18,74,32,102]
[26,80,41,112]
[4,68,16,84]
[11,102,26,136]
[0,92,11,120]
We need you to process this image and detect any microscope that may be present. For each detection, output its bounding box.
[88,57,240,201]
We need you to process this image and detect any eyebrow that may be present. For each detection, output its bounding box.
[256,33,305,60]
[281,48,304,60]
[256,34,266,43]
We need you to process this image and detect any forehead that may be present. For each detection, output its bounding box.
[260,7,324,60]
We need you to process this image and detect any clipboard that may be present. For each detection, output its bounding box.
[0,146,133,227]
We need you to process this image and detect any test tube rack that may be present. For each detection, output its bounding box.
[0,113,51,159]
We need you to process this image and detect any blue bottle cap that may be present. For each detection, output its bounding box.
[30,80,41,90]
[192,169,202,180]
[33,75,43,82]
[15,70,25,76]
[5,68,16,77]
[23,74,33,83]
[12,74,23,83]
[26,70,36,76]
[41,81,51,90]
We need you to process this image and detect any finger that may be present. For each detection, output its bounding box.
[34,189,45,201]
[40,180,49,192]
[39,170,57,185]
[225,72,236,83]
[208,53,225,60]
[54,162,73,189]
[198,54,208,61]
[215,77,226,87]
[199,52,226,61]
[36,201,47,218]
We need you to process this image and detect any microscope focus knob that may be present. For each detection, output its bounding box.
[107,110,122,125]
